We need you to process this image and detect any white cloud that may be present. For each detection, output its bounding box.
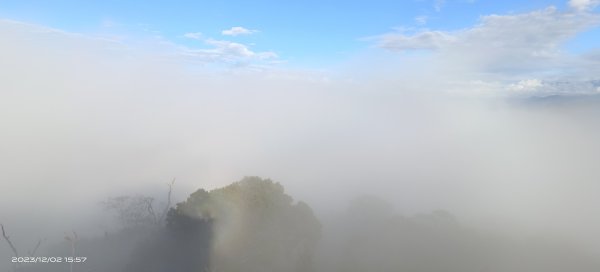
[183,32,203,40]
[569,0,600,11]
[205,39,254,57]
[376,6,600,78]
[415,15,429,25]
[177,29,275,65]
[379,30,456,50]
[221,26,257,36]
[508,79,543,91]
[380,7,599,53]
[179,38,277,64]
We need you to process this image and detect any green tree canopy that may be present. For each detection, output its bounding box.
[167,176,321,272]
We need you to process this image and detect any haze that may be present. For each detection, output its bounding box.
[2,1,600,271]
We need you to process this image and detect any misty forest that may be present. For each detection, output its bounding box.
[2,176,600,272]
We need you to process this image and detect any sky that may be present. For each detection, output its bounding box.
[1,0,599,71]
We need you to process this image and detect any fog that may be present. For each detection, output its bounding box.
[2,16,600,271]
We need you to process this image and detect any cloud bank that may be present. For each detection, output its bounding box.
[569,0,600,11]
[375,5,600,93]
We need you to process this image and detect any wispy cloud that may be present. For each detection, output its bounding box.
[434,0,445,12]
[415,15,429,25]
[2,20,278,71]
[379,30,455,50]
[183,32,203,40]
[221,26,258,36]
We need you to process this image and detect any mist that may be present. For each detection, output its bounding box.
[2,12,600,271]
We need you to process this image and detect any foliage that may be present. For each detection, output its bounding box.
[167,176,322,272]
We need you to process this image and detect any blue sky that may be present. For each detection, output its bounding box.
[2,0,597,69]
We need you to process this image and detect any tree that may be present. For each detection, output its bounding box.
[101,179,175,228]
[167,176,322,272]
[1,224,45,272]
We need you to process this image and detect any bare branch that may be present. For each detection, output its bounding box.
[145,198,158,224]
[159,178,176,222]
[102,178,176,227]
[1,224,19,257]
[27,238,45,257]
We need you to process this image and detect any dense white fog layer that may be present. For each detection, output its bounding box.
[2,15,600,271]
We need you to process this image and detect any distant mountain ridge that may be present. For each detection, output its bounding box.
[509,79,600,106]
